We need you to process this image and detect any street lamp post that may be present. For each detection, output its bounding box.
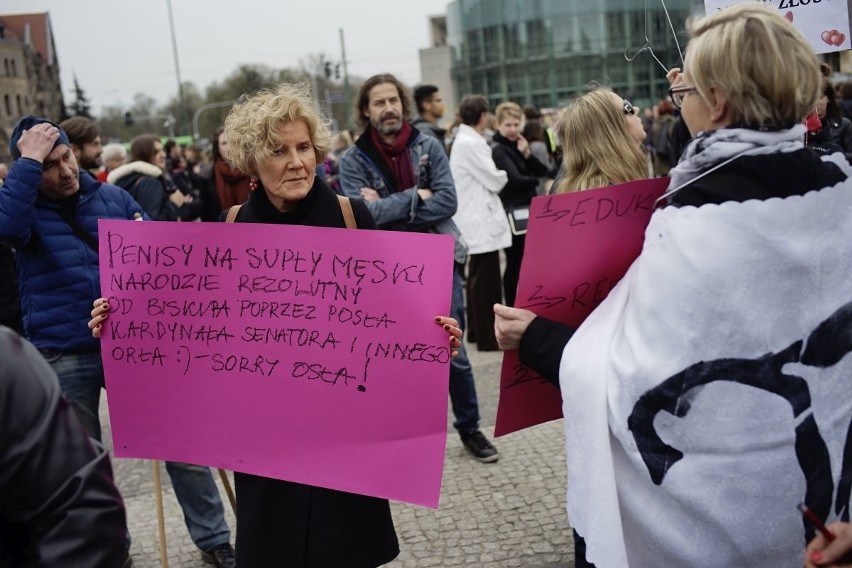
[192,100,237,141]
[166,0,189,135]
[340,28,351,130]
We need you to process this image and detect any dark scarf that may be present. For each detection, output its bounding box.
[244,175,328,225]
[214,158,252,209]
[368,122,416,192]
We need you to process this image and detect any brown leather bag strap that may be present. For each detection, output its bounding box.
[225,204,242,223]
[337,195,357,229]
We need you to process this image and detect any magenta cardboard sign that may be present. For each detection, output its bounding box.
[495,178,668,437]
[98,219,454,508]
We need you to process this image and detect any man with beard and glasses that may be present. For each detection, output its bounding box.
[59,117,103,177]
[339,73,499,463]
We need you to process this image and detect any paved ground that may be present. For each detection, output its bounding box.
[103,341,574,567]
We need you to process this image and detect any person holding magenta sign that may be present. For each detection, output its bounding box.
[505,85,650,568]
[491,4,851,567]
[90,82,463,568]
[553,87,648,195]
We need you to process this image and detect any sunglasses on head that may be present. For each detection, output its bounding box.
[623,100,635,116]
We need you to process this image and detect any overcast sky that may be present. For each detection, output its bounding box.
[3,0,451,112]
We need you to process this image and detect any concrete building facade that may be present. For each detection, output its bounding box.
[419,16,459,131]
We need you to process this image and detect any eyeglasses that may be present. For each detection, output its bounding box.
[623,100,636,116]
[669,85,698,109]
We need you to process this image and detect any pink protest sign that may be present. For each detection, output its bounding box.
[98,219,454,508]
[495,178,668,437]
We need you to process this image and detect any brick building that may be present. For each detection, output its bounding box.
[0,12,64,163]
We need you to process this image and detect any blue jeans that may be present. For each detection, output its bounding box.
[449,264,481,433]
[165,462,231,551]
[39,348,231,551]
[40,348,105,441]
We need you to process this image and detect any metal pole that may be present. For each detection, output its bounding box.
[192,99,236,140]
[166,0,189,135]
[547,26,556,108]
[339,28,351,130]
[166,114,175,139]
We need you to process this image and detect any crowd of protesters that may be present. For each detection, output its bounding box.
[2,4,852,567]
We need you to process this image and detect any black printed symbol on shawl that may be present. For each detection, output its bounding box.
[628,301,852,541]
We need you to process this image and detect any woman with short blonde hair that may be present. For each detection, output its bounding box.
[91,81,464,567]
[494,5,852,567]
[491,100,550,307]
[220,83,459,567]
[556,87,648,193]
[684,4,821,129]
[495,101,523,125]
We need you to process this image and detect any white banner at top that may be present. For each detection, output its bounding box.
[704,0,850,55]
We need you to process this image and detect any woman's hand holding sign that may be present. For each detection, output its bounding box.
[435,316,463,359]
[92,297,463,359]
[89,297,109,338]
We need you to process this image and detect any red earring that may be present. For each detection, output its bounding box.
[249,177,258,191]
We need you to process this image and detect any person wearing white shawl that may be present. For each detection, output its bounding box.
[493,5,852,567]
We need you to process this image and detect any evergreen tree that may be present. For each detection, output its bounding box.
[67,75,93,119]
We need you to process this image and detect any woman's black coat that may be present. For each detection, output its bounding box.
[226,178,400,568]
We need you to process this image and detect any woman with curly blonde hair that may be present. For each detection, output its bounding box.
[91,82,464,567]
[555,87,648,194]
[222,83,333,214]
[218,83,400,567]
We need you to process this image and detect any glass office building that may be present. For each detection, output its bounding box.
[445,0,698,110]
